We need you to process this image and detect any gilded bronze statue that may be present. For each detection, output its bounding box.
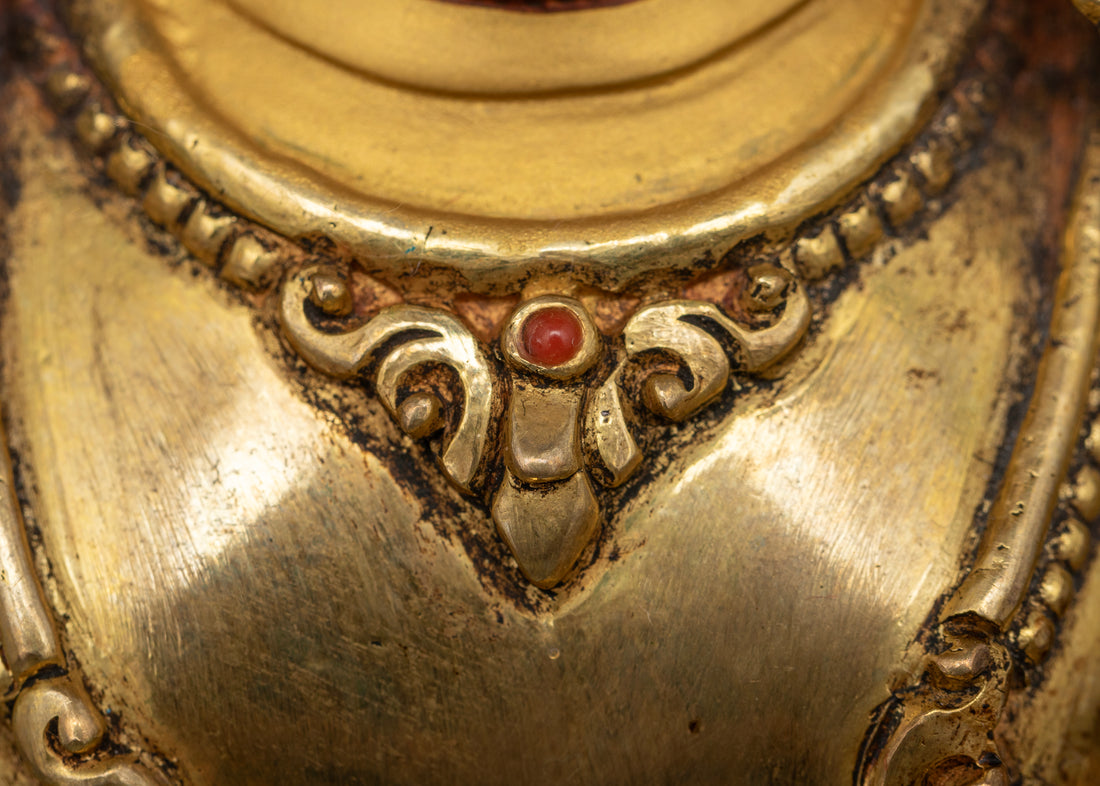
[1,0,1099,782]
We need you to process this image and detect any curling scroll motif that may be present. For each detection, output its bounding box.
[281,263,811,588]
[281,272,494,492]
[12,676,171,786]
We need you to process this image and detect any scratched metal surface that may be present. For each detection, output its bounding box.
[0,79,1052,784]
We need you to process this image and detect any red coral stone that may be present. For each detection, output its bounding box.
[520,307,583,367]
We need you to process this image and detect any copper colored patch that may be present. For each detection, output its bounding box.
[454,293,521,343]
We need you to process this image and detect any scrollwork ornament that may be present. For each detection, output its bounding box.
[11,676,170,786]
[280,262,811,587]
[857,624,1011,786]
[587,266,811,485]
[281,267,495,492]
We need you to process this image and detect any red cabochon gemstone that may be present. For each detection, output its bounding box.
[520,307,584,367]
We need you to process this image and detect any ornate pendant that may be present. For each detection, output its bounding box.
[281,263,809,587]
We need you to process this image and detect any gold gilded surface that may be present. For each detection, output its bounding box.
[281,266,495,492]
[0,54,1050,782]
[854,117,1100,786]
[945,128,1100,629]
[0,723,39,786]
[1075,0,1100,25]
[616,290,810,422]
[492,470,600,589]
[70,0,982,287]
[3,0,1100,783]
[224,0,806,93]
[503,386,583,484]
[0,409,62,687]
[281,259,811,588]
[12,675,169,786]
[1003,549,1100,782]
